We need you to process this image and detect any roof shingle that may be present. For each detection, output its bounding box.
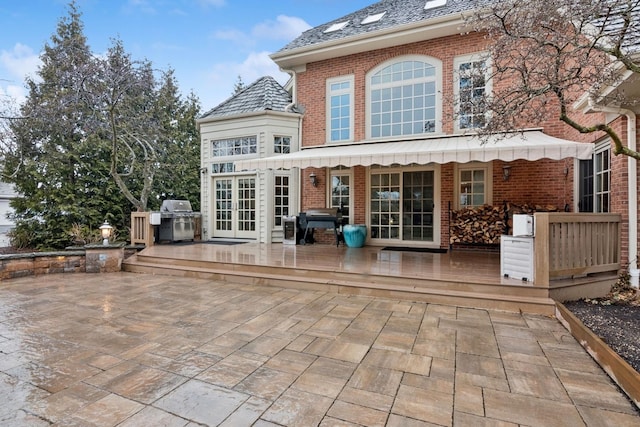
[200,76,297,119]
[277,0,478,53]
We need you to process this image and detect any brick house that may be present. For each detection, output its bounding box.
[210,0,637,268]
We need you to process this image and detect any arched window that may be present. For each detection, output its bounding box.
[367,56,442,138]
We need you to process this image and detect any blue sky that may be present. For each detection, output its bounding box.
[0,0,373,110]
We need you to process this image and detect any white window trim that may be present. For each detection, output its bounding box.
[326,75,355,143]
[594,139,611,213]
[365,164,442,247]
[453,162,493,210]
[211,134,258,160]
[573,139,611,213]
[453,52,492,134]
[273,172,292,229]
[365,54,443,140]
[328,168,354,224]
[273,135,292,154]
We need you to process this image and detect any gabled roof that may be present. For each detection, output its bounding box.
[277,0,479,53]
[199,76,299,120]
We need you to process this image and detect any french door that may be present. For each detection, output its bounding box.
[370,169,437,243]
[213,176,256,239]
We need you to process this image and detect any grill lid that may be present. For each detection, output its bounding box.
[161,199,193,213]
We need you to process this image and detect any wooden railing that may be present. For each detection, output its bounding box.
[534,213,621,286]
[131,212,154,247]
[130,212,202,246]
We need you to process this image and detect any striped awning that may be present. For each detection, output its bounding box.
[234,131,593,170]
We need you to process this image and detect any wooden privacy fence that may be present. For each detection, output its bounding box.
[534,213,621,286]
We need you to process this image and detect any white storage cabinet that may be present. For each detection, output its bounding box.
[500,235,535,282]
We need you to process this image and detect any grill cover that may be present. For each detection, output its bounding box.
[161,199,193,214]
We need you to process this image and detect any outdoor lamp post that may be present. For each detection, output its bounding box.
[99,221,113,246]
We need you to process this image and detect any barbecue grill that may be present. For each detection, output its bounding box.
[158,199,198,242]
[298,208,344,246]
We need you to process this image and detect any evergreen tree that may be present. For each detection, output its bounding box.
[6,1,202,249]
[151,71,202,211]
[233,75,246,94]
[7,1,126,249]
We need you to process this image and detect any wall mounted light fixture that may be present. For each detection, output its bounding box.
[502,165,511,181]
[309,172,318,187]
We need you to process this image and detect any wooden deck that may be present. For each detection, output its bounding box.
[123,241,574,314]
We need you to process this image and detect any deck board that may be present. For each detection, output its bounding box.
[123,242,617,313]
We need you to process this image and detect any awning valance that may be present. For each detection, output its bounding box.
[234,130,594,170]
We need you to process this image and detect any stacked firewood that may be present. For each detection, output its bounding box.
[449,203,561,245]
[506,202,561,215]
[449,205,507,245]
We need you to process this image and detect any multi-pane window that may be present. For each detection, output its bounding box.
[327,76,353,142]
[459,169,486,208]
[370,172,401,239]
[274,136,291,154]
[210,162,234,174]
[330,171,350,221]
[454,54,490,131]
[369,58,440,138]
[579,141,610,212]
[274,175,290,227]
[402,171,434,241]
[212,136,257,157]
[595,146,611,213]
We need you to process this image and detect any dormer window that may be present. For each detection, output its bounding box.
[361,12,386,25]
[424,0,447,10]
[324,21,349,33]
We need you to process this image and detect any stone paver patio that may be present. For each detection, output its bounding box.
[0,272,638,426]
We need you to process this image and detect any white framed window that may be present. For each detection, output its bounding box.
[367,55,442,139]
[212,136,257,157]
[454,53,491,132]
[274,174,290,227]
[210,162,234,174]
[329,167,352,223]
[327,75,354,142]
[578,140,610,213]
[454,163,493,209]
[274,136,291,154]
[368,165,440,244]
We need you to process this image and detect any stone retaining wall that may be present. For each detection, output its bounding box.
[0,246,127,280]
[0,251,86,280]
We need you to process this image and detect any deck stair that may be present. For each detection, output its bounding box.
[122,244,563,315]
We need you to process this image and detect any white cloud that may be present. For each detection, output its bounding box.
[124,0,157,14]
[198,0,226,7]
[252,15,311,41]
[213,29,251,46]
[201,51,289,108]
[214,15,311,47]
[0,43,40,80]
[0,43,40,105]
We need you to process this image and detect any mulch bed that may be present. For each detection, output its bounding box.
[564,279,640,374]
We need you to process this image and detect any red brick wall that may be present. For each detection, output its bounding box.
[295,31,634,255]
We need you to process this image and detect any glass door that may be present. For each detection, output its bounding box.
[402,171,434,241]
[212,176,256,239]
[236,177,256,238]
[370,169,436,243]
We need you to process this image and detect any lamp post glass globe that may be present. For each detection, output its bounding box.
[99,221,113,246]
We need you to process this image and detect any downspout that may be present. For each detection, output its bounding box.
[588,101,637,267]
[283,68,304,215]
